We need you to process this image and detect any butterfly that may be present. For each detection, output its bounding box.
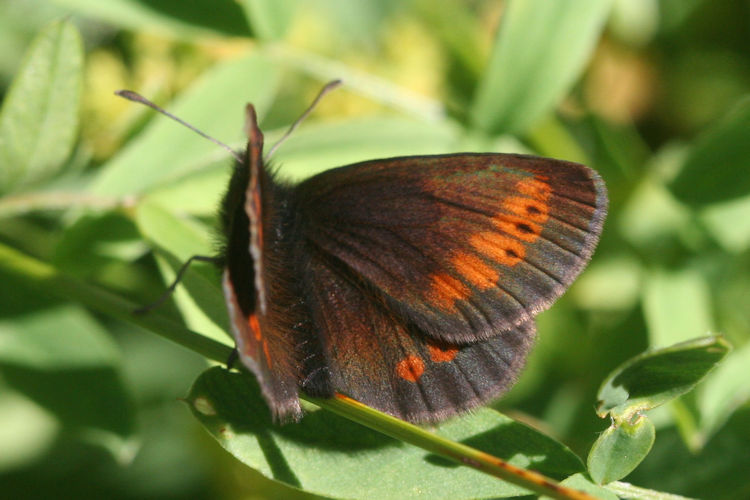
[214,86,608,424]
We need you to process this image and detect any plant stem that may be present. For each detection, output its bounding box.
[0,242,233,362]
[1,242,594,500]
[309,393,598,500]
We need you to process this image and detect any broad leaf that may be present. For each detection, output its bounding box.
[588,415,655,484]
[642,269,714,346]
[596,336,731,420]
[187,367,585,499]
[0,20,82,194]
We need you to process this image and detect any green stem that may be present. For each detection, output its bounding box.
[0,191,123,217]
[0,242,232,363]
[1,242,593,500]
[308,394,597,500]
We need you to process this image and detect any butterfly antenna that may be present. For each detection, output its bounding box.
[115,90,243,163]
[264,79,343,160]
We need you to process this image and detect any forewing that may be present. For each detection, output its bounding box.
[221,104,303,421]
[296,153,606,343]
[223,271,302,421]
[303,255,536,423]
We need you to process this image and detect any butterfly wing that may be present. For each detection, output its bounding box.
[300,251,536,423]
[295,153,607,344]
[221,105,305,421]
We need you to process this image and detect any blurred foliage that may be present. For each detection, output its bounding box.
[1,0,749,499]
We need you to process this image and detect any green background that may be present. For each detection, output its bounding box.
[1,1,749,499]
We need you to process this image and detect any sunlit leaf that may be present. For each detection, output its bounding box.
[0,298,136,452]
[596,336,731,420]
[187,367,585,499]
[642,268,714,346]
[240,0,298,40]
[91,53,281,196]
[0,19,82,193]
[471,0,613,134]
[134,199,230,345]
[588,415,655,484]
[50,0,251,38]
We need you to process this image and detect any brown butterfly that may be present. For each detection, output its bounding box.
[215,86,607,423]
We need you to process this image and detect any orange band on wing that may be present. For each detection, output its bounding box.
[428,273,471,310]
[470,231,525,266]
[492,213,542,242]
[516,177,551,201]
[503,196,549,223]
[452,251,498,290]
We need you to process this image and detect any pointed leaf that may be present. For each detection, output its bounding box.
[0,20,82,194]
[50,0,251,38]
[470,0,613,134]
[596,336,731,420]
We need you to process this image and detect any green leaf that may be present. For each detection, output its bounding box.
[141,165,231,217]
[642,268,714,346]
[470,0,613,134]
[0,19,82,194]
[134,199,230,345]
[596,336,731,420]
[0,298,136,455]
[697,341,750,440]
[54,211,146,276]
[588,414,655,484]
[700,195,750,253]
[670,97,750,206]
[618,169,691,250]
[605,481,697,500]
[0,241,233,366]
[91,52,281,196]
[50,0,251,38]
[187,367,585,499]
[0,387,59,472]
[240,0,298,40]
[542,473,619,500]
[625,407,750,500]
